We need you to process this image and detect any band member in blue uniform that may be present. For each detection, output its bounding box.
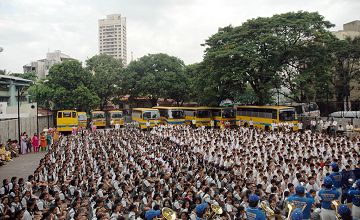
[290,208,303,220]
[338,204,352,220]
[245,194,266,220]
[195,202,209,220]
[348,179,360,219]
[287,185,314,220]
[318,177,341,220]
[145,209,161,220]
[329,163,343,197]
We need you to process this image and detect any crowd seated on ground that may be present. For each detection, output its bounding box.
[0,124,359,220]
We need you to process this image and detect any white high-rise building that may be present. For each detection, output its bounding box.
[99,14,127,66]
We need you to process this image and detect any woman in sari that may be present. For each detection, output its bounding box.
[20,132,27,154]
[40,132,47,152]
[31,134,39,153]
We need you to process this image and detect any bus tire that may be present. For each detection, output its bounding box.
[265,126,270,131]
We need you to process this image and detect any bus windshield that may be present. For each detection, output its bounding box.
[111,112,122,118]
[170,110,185,119]
[93,113,105,119]
[197,110,210,118]
[78,114,87,120]
[279,109,297,121]
[222,109,235,118]
[143,111,159,120]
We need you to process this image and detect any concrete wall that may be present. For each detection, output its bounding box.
[0,116,54,143]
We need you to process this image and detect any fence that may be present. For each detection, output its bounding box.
[0,116,54,143]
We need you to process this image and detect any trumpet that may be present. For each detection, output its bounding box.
[154,207,177,220]
[331,200,342,220]
[204,203,223,219]
[260,201,275,218]
[286,202,295,220]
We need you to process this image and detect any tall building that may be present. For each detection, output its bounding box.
[98,14,127,66]
[23,50,74,79]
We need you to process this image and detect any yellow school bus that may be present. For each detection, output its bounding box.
[235,106,299,131]
[132,108,160,129]
[210,107,236,128]
[183,107,212,128]
[78,112,87,128]
[56,110,78,133]
[153,106,186,125]
[91,111,106,128]
[108,110,124,127]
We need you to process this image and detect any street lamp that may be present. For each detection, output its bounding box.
[30,101,39,136]
[43,80,50,129]
[17,86,25,146]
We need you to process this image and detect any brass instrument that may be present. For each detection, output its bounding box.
[204,203,223,219]
[260,201,275,219]
[331,200,342,220]
[154,207,177,220]
[286,202,295,220]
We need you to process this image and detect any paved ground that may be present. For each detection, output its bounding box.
[0,152,46,180]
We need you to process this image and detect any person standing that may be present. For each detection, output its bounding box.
[20,132,27,154]
[26,134,32,153]
[287,186,314,220]
[318,177,340,220]
[329,163,343,198]
[46,132,52,151]
[348,179,360,219]
[31,134,39,153]
[245,194,266,220]
[40,132,47,152]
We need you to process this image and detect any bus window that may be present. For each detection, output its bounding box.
[295,106,303,114]
[171,110,184,119]
[63,112,72,117]
[93,113,104,118]
[279,110,296,121]
[57,112,62,118]
[143,111,159,120]
[111,112,123,118]
[72,112,76,118]
[222,109,234,118]
[197,110,210,118]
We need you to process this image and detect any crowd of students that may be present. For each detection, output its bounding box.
[0,125,359,220]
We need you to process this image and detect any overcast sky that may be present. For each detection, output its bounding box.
[0,0,359,73]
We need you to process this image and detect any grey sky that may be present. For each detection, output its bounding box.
[0,0,359,73]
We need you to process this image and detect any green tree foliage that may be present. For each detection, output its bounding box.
[331,36,360,109]
[201,11,335,105]
[125,53,188,106]
[10,72,37,81]
[29,60,100,112]
[273,12,335,102]
[86,54,123,110]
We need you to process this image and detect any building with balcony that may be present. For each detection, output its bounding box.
[23,50,74,79]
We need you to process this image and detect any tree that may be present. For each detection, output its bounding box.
[125,53,188,106]
[29,60,100,111]
[202,11,335,105]
[10,72,37,81]
[86,54,124,110]
[203,20,282,105]
[331,36,360,110]
[272,11,335,102]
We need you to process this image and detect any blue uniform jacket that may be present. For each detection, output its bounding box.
[287,194,314,219]
[246,207,266,220]
[318,188,341,209]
